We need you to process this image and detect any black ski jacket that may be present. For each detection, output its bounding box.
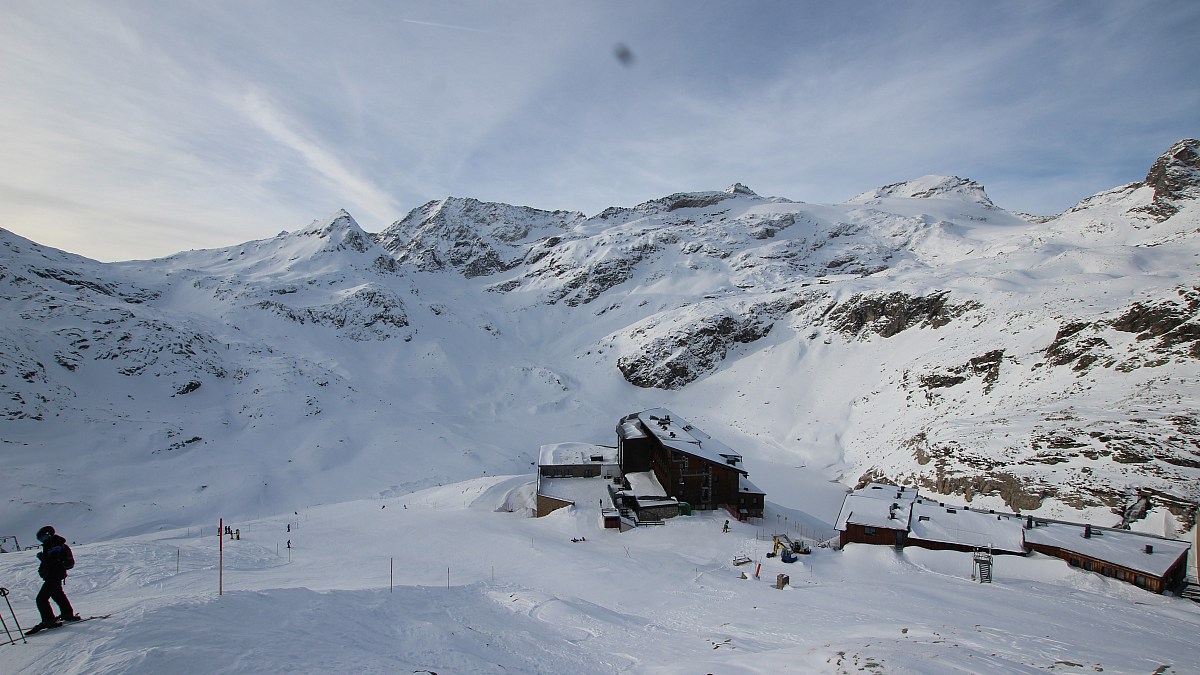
[37,534,70,581]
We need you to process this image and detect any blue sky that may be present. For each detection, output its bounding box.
[1,1,1197,261]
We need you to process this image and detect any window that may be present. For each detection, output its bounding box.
[864,527,877,535]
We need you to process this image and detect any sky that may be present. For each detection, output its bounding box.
[1,1,1198,262]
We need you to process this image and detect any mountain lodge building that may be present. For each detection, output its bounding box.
[616,408,765,520]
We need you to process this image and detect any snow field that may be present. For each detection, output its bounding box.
[3,475,1200,673]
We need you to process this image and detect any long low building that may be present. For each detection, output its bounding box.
[835,484,1191,594]
[1024,519,1190,593]
[908,499,1028,556]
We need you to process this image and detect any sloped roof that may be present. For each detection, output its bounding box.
[835,484,918,531]
[835,493,913,531]
[633,408,746,474]
[739,475,765,496]
[907,499,1026,554]
[1024,522,1189,578]
[625,470,668,498]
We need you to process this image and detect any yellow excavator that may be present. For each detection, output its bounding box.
[766,534,809,563]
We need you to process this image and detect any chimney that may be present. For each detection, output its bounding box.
[1025,516,1033,530]
[1083,524,1092,539]
[1145,544,1154,554]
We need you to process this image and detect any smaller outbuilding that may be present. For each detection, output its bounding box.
[538,442,619,479]
[535,443,620,517]
[617,470,680,523]
[834,483,918,548]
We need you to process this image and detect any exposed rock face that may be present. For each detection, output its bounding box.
[376,198,582,278]
[615,299,791,389]
[826,291,980,339]
[595,190,740,220]
[255,285,410,341]
[1044,287,1200,372]
[1135,138,1200,221]
[918,350,1005,395]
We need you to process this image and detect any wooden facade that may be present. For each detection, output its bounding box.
[836,486,1191,595]
[617,409,764,518]
[536,493,574,518]
[840,522,908,548]
[1025,540,1188,594]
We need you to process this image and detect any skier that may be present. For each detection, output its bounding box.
[723,520,730,533]
[28,525,78,634]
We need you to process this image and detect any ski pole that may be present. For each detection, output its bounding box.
[0,588,26,645]
[0,591,12,645]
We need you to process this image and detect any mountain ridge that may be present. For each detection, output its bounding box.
[1,139,1197,543]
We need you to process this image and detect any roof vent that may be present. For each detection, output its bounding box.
[1145,544,1154,554]
[1083,524,1092,539]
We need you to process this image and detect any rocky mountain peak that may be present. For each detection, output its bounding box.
[851,175,995,208]
[725,182,759,197]
[300,209,373,254]
[1138,138,1200,221]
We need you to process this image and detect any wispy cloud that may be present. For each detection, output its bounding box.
[0,1,1196,259]
[400,18,506,36]
[237,89,400,228]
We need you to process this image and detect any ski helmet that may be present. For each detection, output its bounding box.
[36,525,55,542]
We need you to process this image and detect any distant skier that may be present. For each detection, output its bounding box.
[234,529,240,541]
[28,525,79,634]
[723,520,730,533]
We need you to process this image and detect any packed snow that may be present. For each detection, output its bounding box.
[3,476,1200,674]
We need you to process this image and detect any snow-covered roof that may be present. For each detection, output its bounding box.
[538,442,617,467]
[625,470,668,498]
[739,475,765,496]
[633,408,745,474]
[835,492,913,531]
[857,483,919,503]
[537,475,614,506]
[1024,522,1189,578]
[633,496,679,509]
[907,499,1027,554]
[617,419,648,441]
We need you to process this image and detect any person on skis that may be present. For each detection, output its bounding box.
[28,525,79,633]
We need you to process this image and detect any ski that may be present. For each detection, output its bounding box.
[22,614,111,637]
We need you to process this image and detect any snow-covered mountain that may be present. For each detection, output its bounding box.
[2,139,1198,546]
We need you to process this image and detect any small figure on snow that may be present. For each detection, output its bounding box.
[234,529,240,541]
[28,525,79,634]
[723,520,730,533]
